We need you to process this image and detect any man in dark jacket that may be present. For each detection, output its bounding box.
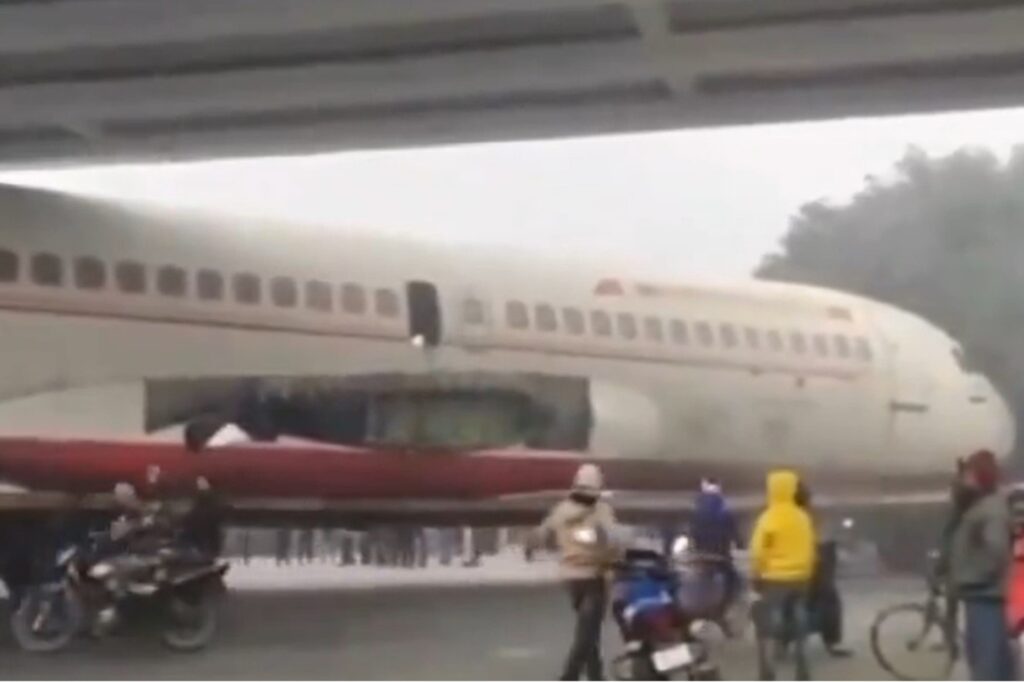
[181,477,225,557]
[949,449,1013,680]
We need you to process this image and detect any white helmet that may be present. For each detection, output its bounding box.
[113,482,138,507]
[572,464,604,496]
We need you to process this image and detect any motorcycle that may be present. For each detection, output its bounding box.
[10,532,229,653]
[610,546,723,680]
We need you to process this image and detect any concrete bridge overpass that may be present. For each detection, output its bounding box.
[3,0,1024,166]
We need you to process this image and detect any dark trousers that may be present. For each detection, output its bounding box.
[963,597,1014,681]
[562,578,607,681]
[754,581,810,681]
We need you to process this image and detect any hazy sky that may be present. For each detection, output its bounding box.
[3,106,1024,280]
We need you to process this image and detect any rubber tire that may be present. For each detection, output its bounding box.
[10,586,84,653]
[161,591,220,652]
[870,603,955,681]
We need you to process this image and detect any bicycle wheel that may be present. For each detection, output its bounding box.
[870,603,955,680]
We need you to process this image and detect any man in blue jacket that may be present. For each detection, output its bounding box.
[689,478,744,605]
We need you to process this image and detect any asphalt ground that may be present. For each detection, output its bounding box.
[0,562,954,680]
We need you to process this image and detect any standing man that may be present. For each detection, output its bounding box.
[749,470,816,681]
[949,449,1014,680]
[529,464,619,681]
[181,476,225,557]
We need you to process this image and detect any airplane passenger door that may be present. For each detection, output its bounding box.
[406,281,441,347]
[888,340,937,462]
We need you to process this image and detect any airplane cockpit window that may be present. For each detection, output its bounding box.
[617,313,637,340]
[0,249,19,282]
[341,284,367,314]
[157,265,187,298]
[563,307,585,335]
[536,304,558,332]
[271,276,298,308]
[115,261,146,294]
[670,319,689,345]
[197,269,225,301]
[591,310,612,337]
[31,252,63,287]
[833,334,851,358]
[463,298,485,325]
[720,323,738,348]
[644,317,664,343]
[233,272,261,305]
[305,280,332,312]
[790,331,807,354]
[507,301,529,329]
[813,333,830,357]
[74,256,106,290]
[744,327,761,350]
[854,337,873,362]
[766,330,783,352]
[375,289,400,318]
[696,321,714,347]
[953,347,980,373]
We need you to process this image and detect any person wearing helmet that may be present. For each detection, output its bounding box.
[749,470,816,681]
[689,477,743,608]
[530,463,620,681]
[949,450,1013,680]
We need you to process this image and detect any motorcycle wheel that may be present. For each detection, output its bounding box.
[161,587,220,652]
[10,584,84,653]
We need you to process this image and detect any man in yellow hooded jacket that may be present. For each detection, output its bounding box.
[749,469,817,681]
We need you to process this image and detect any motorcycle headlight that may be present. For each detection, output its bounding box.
[572,527,597,545]
[89,562,114,579]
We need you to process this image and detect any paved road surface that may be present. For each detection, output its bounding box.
[0,564,952,680]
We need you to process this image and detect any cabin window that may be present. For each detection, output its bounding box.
[617,313,637,340]
[833,335,851,358]
[375,289,400,318]
[115,261,146,294]
[591,310,612,337]
[644,317,664,343]
[720,323,738,349]
[563,308,585,335]
[271,276,298,308]
[157,265,187,298]
[305,280,332,312]
[463,298,485,325]
[813,333,830,357]
[696,322,714,347]
[855,337,874,362]
[31,252,63,287]
[670,319,689,345]
[197,269,224,301]
[74,256,106,290]
[341,284,366,314]
[766,330,783,352]
[790,332,807,355]
[233,272,261,305]
[507,301,529,329]
[536,304,558,332]
[0,249,17,283]
[744,327,761,350]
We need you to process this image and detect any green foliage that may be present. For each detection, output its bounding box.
[757,146,1024,417]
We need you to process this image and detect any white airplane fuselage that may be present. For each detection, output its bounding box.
[0,184,1013,503]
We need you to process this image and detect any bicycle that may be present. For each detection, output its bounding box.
[870,558,960,680]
